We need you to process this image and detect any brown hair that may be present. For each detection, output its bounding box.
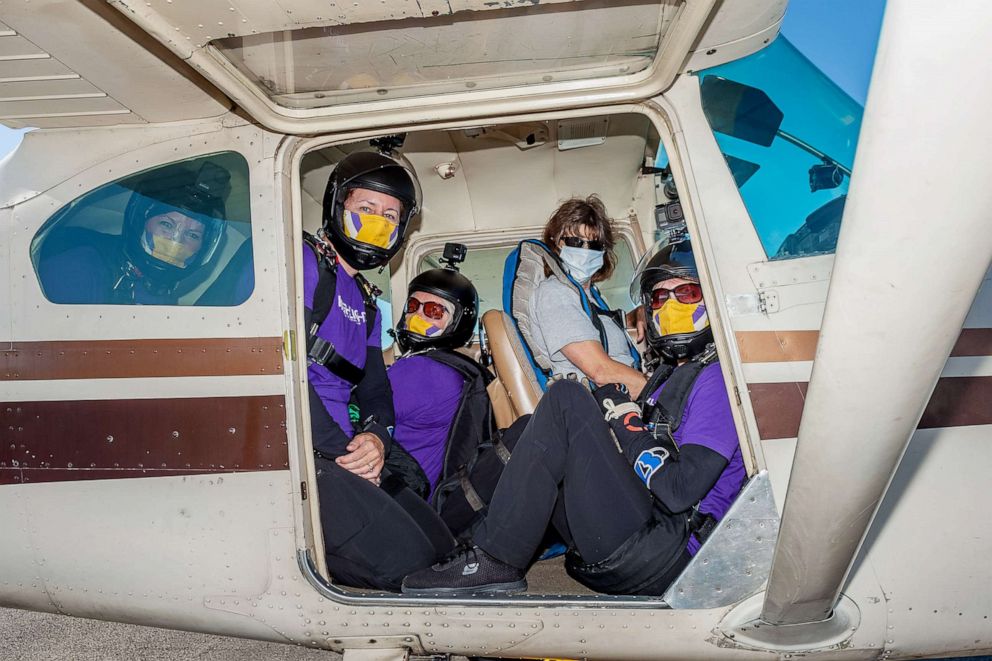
[542,195,616,283]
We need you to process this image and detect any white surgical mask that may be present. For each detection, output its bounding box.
[559,246,605,284]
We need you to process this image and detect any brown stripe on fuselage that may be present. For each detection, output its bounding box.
[736,330,820,363]
[0,395,288,485]
[950,328,992,357]
[736,328,992,363]
[749,376,992,440]
[1,337,283,381]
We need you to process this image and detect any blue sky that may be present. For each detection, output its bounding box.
[0,1,885,159]
[781,0,885,105]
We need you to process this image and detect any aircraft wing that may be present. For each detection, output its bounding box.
[0,0,229,129]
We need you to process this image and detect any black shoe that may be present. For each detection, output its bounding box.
[401,544,527,595]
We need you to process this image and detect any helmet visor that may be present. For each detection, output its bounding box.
[628,236,700,305]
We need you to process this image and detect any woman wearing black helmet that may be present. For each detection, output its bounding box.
[38,167,227,304]
[387,263,482,498]
[304,150,457,591]
[402,236,746,596]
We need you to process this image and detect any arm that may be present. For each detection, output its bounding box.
[591,383,728,514]
[352,343,395,454]
[337,311,394,483]
[562,340,647,399]
[308,382,352,457]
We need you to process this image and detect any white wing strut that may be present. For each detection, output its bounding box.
[761,0,992,626]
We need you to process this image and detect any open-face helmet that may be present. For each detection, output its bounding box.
[321,151,422,270]
[630,236,712,363]
[395,267,479,354]
[122,165,226,291]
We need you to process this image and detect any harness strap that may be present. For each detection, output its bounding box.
[492,434,512,465]
[457,468,487,512]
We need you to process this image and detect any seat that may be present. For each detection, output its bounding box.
[481,309,542,424]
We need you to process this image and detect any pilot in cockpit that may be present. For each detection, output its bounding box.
[37,163,230,305]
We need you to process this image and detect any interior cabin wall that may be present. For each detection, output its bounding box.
[299,112,661,319]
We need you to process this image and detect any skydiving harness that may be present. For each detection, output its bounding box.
[304,231,380,385]
[637,343,721,544]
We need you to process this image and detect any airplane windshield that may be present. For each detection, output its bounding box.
[697,37,864,260]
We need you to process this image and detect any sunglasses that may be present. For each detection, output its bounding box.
[561,235,605,251]
[650,282,703,308]
[406,297,450,320]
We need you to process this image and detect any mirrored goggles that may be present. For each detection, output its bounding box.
[650,282,703,308]
[561,235,605,251]
[406,297,450,321]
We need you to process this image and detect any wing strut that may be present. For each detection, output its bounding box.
[761,1,992,626]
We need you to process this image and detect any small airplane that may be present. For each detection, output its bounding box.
[2,1,991,659]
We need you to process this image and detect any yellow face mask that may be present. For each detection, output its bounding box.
[343,210,399,249]
[144,235,197,268]
[653,300,708,337]
[406,313,443,338]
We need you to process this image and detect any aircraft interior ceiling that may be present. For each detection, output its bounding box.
[300,114,659,240]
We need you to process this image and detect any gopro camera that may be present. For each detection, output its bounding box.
[439,242,468,270]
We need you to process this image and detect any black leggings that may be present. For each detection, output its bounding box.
[315,456,455,591]
[476,380,676,569]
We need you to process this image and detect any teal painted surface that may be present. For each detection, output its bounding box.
[685,36,866,259]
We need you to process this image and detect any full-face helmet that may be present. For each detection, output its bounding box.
[630,236,712,363]
[321,151,421,270]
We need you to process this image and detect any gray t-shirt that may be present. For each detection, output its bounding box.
[529,277,635,379]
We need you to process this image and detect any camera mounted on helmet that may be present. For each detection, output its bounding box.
[395,243,478,354]
[321,147,422,271]
[122,161,228,292]
[630,234,712,364]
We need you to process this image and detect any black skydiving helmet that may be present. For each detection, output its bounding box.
[122,166,226,292]
[630,236,713,363]
[395,268,479,354]
[321,151,422,271]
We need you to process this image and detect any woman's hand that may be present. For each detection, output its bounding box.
[337,432,386,484]
[626,307,646,344]
[561,340,647,399]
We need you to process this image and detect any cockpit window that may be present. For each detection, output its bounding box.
[697,37,864,260]
[31,152,254,306]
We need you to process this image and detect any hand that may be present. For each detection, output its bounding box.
[626,307,646,344]
[592,382,640,425]
[336,432,385,484]
[592,382,633,411]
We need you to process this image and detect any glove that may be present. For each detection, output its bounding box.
[592,383,679,488]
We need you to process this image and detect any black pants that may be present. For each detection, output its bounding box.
[475,380,689,586]
[315,456,455,591]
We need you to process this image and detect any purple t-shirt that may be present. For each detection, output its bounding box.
[303,247,381,438]
[387,354,464,494]
[650,362,746,555]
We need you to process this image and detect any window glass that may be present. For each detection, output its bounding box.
[31,153,253,306]
[417,245,510,335]
[598,239,635,309]
[362,264,394,347]
[212,1,681,110]
[697,37,864,259]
